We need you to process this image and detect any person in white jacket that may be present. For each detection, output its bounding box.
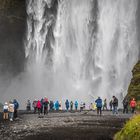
[3,102,9,120]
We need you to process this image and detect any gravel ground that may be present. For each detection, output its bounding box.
[0,111,132,140]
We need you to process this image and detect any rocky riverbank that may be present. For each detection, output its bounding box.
[0,111,132,140]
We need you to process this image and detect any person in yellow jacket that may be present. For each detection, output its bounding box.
[92,103,97,110]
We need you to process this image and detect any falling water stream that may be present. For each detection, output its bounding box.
[25,0,139,105]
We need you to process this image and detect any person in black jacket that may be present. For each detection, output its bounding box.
[49,101,54,111]
[112,96,118,114]
[109,100,113,111]
[123,98,128,114]
[43,98,49,115]
[26,100,31,111]
[13,99,19,118]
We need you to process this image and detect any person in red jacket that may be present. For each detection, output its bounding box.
[37,100,41,115]
[130,98,137,113]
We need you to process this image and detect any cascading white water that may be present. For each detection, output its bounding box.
[93,0,139,100]
[25,0,53,64]
[24,0,139,104]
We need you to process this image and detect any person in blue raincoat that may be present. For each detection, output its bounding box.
[13,99,19,118]
[65,99,69,111]
[95,97,102,116]
[75,101,78,110]
[55,101,59,111]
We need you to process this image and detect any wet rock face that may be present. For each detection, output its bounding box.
[0,0,26,75]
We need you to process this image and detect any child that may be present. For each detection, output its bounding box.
[3,102,9,120]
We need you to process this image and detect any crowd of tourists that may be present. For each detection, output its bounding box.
[25,96,137,116]
[26,98,79,115]
[2,96,137,121]
[3,99,19,121]
[95,96,137,116]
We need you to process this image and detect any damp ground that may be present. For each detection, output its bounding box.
[0,111,132,140]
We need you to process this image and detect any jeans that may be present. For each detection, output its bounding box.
[123,106,128,114]
[113,106,118,114]
[44,106,48,115]
[97,107,102,115]
[34,107,37,113]
[9,112,14,120]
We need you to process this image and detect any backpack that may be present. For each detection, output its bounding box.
[14,102,19,109]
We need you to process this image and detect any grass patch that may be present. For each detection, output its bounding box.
[114,115,140,140]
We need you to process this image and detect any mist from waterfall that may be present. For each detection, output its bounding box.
[0,0,139,108]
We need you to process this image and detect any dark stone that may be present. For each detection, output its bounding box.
[0,0,26,75]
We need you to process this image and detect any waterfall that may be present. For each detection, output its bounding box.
[95,0,139,99]
[24,0,139,103]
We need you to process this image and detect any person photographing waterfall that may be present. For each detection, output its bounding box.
[37,100,41,115]
[26,100,31,111]
[65,99,69,111]
[13,99,19,119]
[95,97,102,116]
[70,101,73,111]
[43,97,49,115]
[75,101,78,110]
[109,100,113,111]
[103,99,107,110]
[122,98,128,114]
[112,96,118,114]
[130,98,136,113]
[32,99,37,113]
[8,101,14,121]
[55,101,59,111]
[3,102,9,120]
[49,101,54,111]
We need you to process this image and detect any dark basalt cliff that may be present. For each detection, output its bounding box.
[0,0,26,75]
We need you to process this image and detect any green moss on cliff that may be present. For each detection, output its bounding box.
[115,62,140,139]
[114,115,140,140]
[127,61,140,102]
[126,60,140,110]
